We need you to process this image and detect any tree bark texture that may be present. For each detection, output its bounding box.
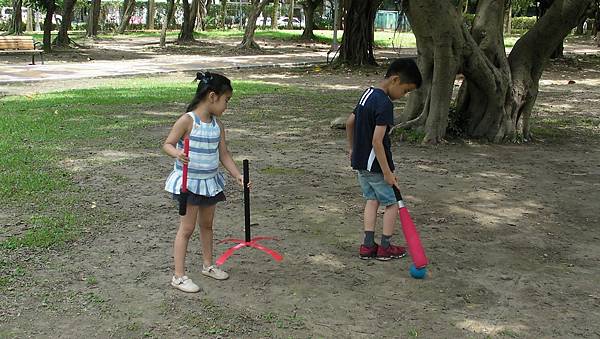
[26,6,33,31]
[301,0,320,39]
[117,0,136,33]
[42,0,56,51]
[337,0,382,66]
[9,0,23,35]
[401,0,591,143]
[221,0,227,29]
[178,0,198,42]
[86,0,101,37]
[288,0,295,29]
[272,0,279,29]
[160,0,176,47]
[148,0,156,29]
[55,0,77,47]
[239,0,270,49]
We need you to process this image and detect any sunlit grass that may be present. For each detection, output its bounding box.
[0,78,287,249]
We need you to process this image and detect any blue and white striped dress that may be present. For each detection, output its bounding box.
[165,112,225,197]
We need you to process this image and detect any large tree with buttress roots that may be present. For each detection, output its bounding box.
[395,0,592,143]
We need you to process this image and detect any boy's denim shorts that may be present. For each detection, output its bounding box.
[357,170,397,207]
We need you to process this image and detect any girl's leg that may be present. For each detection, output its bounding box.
[198,204,217,267]
[173,204,200,277]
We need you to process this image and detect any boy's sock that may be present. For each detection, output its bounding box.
[363,231,375,247]
[381,235,392,249]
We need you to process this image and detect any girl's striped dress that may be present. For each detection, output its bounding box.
[165,112,225,197]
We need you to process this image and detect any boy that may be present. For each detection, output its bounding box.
[346,58,422,261]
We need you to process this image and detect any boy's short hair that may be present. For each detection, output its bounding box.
[385,58,422,88]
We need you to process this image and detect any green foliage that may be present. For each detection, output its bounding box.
[463,13,476,28]
[390,127,426,143]
[446,103,469,138]
[512,0,536,16]
[512,16,537,30]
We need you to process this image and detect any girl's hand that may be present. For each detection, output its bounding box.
[176,150,189,164]
[236,174,253,189]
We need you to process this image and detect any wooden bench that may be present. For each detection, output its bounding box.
[0,36,44,65]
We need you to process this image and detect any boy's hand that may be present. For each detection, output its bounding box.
[383,171,398,188]
[176,150,189,164]
[236,174,253,190]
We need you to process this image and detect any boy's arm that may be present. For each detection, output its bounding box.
[345,113,355,159]
[372,125,397,188]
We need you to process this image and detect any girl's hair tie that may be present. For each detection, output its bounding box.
[195,71,213,84]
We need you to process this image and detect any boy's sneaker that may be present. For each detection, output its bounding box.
[376,244,407,261]
[359,243,379,260]
[202,265,229,280]
[171,275,201,293]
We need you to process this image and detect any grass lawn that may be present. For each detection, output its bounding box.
[0,78,286,251]
[25,29,532,49]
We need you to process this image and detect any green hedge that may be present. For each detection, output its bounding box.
[511,16,537,30]
[463,15,537,31]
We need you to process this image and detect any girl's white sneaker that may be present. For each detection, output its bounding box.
[202,265,229,280]
[171,275,201,293]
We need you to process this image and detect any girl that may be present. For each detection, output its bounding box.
[163,71,246,293]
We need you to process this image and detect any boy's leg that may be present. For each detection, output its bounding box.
[382,204,397,245]
[376,203,406,260]
[359,200,380,259]
[174,204,201,277]
[363,199,379,245]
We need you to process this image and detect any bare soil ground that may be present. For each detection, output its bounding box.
[1,44,599,338]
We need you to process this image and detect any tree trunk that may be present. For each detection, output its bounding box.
[220,0,227,29]
[272,0,279,29]
[508,0,590,139]
[42,0,56,52]
[178,0,197,42]
[401,0,590,143]
[287,0,294,29]
[117,0,136,33]
[55,0,77,47]
[86,0,101,37]
[9,0,23,35]
[196,0,205,30]
[337,0,381,66]
[504,3,512,35]
[301,0,319,39]
[26,6,33,31]
[401,0,465,143]
[148,0,155,29]
[239,0,270,49]
[160,0,176,47]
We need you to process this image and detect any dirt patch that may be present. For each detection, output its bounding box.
[1,55,599,338]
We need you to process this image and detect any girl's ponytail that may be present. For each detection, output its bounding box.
[186,71,233,112]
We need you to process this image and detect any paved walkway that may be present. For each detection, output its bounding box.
[2,42,594,84]
[0,51,334,83]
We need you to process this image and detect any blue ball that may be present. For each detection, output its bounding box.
[409,264,427,279]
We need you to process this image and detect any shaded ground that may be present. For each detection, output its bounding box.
[1,53,600,338]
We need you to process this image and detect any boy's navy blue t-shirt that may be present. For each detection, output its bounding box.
[351,87,395,173]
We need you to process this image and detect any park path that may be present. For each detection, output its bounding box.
[0,38,596,84]
[0,51,332,83]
